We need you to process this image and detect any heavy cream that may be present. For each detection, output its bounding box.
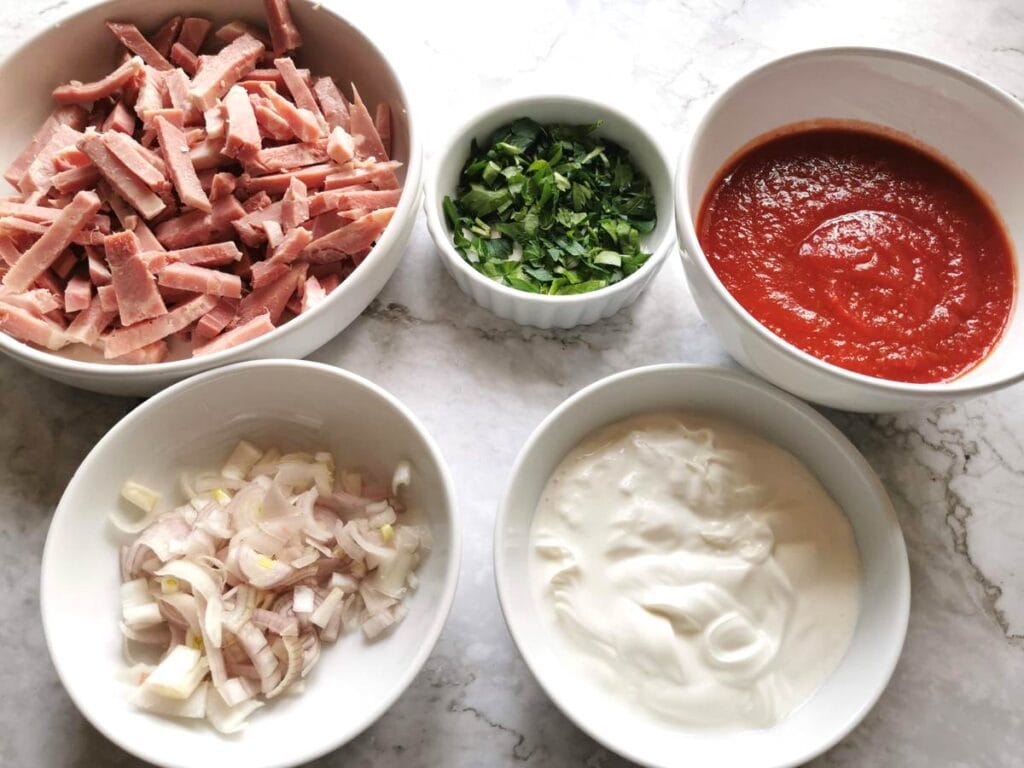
[529,412,860,730]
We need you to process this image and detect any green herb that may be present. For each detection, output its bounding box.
[443,117,656,295]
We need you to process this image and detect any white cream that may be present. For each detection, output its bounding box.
[529,412,860,731]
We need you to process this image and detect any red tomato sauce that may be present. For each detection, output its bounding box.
[697,127,1015,384]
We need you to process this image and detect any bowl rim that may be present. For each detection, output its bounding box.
[424,92,675,307]
[674,45,1024,397]
[39,358,462,768]
[0,0,422,379]
[493,363,910,768]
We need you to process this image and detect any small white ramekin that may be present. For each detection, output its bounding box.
[425,95,674,329]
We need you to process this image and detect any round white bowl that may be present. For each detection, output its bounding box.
[425,94,674,329]
[40,360,460,768]
[676,47,1024,412]
[0,0,422,397]
[495,364,909,768]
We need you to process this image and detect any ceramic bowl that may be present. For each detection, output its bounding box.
[0,0,422,396]
[495,364,909,768]
[676,47,1024,412]
[41,360,460,768]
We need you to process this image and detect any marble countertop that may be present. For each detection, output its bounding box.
[2,0,1023,765]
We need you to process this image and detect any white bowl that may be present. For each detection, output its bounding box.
[676,47,1024,412]
[40,360,460,768]
[0,0,422,397]
[425,95,674,329]
[495,364,909,768]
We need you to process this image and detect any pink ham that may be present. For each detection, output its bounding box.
[103,293,216,358]
[264,0,303,53]
[87,246,111,285]
[194,298,237,339]
[0,288,61,315]
[249,260,290,288]
[311,77,349,132]
[178,17,211,52]
[170,43,199,76]
[349,86,388,161]
[323,160,401,190]
[53,56,145,105]
[155,194,244,249]
[157,242,243,267]
[232,201,283,246]
[158,262,242,298]
[273,57,324,128]
[0,302,66,349]
[248,67,311,87]
[100,131,170,193]
[79,134,166,220]
[2,190,101,292]
[21,124,86,194]
[149,15,183,58]
[215,20,272,48]
[259,84,320,142]
[64,295,116,345]
[375,104,392,158]
[223,86,262,159]
[242,191,272,213]
[236,265,301,324]
[109,339,168,364]
[153,116,212,212]
[0,217,102,247]
[251,227,311,287]
[300,275,326,313]
[189,137,229,171]
[97,283,118,312]
[52,250,78,279]
[64,274,92,313]
[242,163,333,195]
[193,311,273,356]
[251,95,294,141]
[253,142,326,172]
[106,22,173,70]
[105,231,167,325]
[330,188,401,211]
[52,165,100,195]
[102,101,136,134]
[163,69,199,123]
[326,126,355,164]
[189,34,265,110]
[5,105,88,187]
[281,176,308,230]
[302,207,393,262]
[209,172,237,200]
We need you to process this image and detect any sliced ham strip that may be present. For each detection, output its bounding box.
[248,67,311,87]
[325,127,355,165]
[52,165,100,195]
[164,69,199,124]
[348,86,388,161]
[300,275,326,313]
[106,22,173,71]
[273,58,325,128]
[0,239,19,267]
[156,242,243,268]
[249,259,290,288]
[209,173,237,200]
[105,231,168,325]
[159,262,242,298]
[109,338,168,364]
[254,142,326,173]
[251,96,294,141]
[194,311,273,356]
[133,221,164,253]
[189,34,265,111]
[311,77,349,132]
[302,207,393,262]
[149,15,183,58]
[0,217,102,247]
[2,190,101,292]
[204,106,226,139]
[103,294,216,358]
[233,201,282,246]
[22,124,86,194]
[87,246,112,285]
[64,274,92,313]
[178,17,212,52]
[194,297,237,339]
[0,201,104,227]
[242,163,334,195]
[264,0,303,53]
[154,116,212,213]
[99,180,139,233]
[323,160,401,190]
[281,177,308,231]
[79,134,166,220]
[155,194,245,249]
[189,137,229,171]
[170,43,199,76]
[64,295,116,345]
[102,101,136,134]
[52,249,79,279]
[5,105,88,188]
[235,265,301,324]
[0,288,62,316]
[223,86,262,160]
[242,191,272,213]
[375,104,392,158]
[256,226,312,273]
[330,188,401,211]
[97,283,118,312]
[215,20,272,49]
[52,56,145,106]
[0,302,66,349]
[101,131,170,193]
[260,84,320,143]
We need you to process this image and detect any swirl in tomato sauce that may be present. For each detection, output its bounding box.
[697,127,1015,384]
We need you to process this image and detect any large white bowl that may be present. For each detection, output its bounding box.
[425,95,674,329]
[40,360,460,768]
[676,48,1024,412]
[495,365,909,768]
[0,0,422,396]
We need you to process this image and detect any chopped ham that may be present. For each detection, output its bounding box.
[249,259,290,288]
[155,194,244,249]
[215,20,272,49]
[210,173,237,200]
[4,105,88,187]
[64,274,92,313]
[323,160,402,190]
[0,302,66,349]
[106,22,173,71]
[193,311,274,356]
[105,231,167,325]
[96,283,119,312]
[189,34,265,110]
[311,77,349,132]
[102,101,136,134]
[375,104,392,158]
[281,177,308,231]
[302,208,394,262]
[242,191,272,213]
[2,190,101,292]
[64,294,116,345]
[274,58,324,128]
[236,265,302,324]
[233,201,283,246]
[109,338,168,364]
[348,86,389,161]
[22,124,86,194]
[223,86,262,159]
[251,95,294,141]
[300,275,326,313]
[87,246,112,285]
[204,106,226,139]
[170,43,199,76]
[103,294,216,358]
[52,165,100,195]
[189,137,229,170]
[79,134,166,220]
[155,242,243,268]
[262,226,311,271]
[0,288,61,315]
[264,0,303,53]
[254,142,326,172]
[149,15,183,58]
[153,116,211,213]
[331,188,401,211]
[178,17,212,52]
[100,131,170,193]
[51,249,79,279]
[52,56,145,106]
[326,126,355,164]
[194,298,237,339]
[260,84,320,143]
[159,262,242,298]
[242,163,334,195]
[0,217,102,247]
[163,69,199,123]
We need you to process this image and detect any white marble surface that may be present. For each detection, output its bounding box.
[2,0,1024,766]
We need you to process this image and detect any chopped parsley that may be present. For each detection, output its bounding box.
[443,118,656,295]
